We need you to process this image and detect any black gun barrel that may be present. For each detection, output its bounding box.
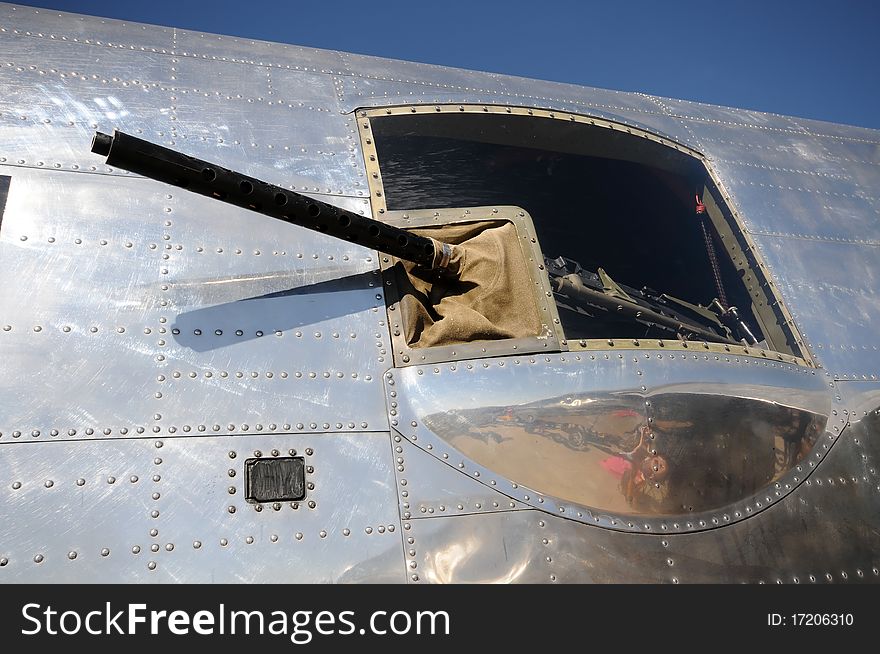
[553,273,740,345]
[91,130,450,271]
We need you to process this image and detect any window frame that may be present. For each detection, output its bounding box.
[357,104,813,368]
[379,205,563,366]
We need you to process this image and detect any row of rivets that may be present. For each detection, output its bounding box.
[0,423,370,438]
[389,432,418,582]
[159,370,370,380]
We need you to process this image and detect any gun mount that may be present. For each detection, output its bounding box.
[90,130,545,351]
[90,130,754,349]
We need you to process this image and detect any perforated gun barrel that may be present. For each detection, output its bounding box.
[91,129,453,272]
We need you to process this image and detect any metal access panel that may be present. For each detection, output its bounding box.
[0,432,405,583]
[0,162,393,439]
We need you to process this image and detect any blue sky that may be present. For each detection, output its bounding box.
[10,0,880,129]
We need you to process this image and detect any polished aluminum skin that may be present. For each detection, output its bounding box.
[0,3,877,583]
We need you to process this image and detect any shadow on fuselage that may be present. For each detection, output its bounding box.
[168,270,377,352]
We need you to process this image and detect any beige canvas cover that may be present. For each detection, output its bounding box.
[393,220,543,348]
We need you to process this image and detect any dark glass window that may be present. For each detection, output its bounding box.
[371,114,762,345]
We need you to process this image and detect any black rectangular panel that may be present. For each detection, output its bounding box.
[0,175,10,231]
[244,457,306,502]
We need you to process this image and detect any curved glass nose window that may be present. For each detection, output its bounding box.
[391,356,829,519]
[428,394,824,515]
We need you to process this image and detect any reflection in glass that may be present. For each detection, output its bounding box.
[423,392,824,516]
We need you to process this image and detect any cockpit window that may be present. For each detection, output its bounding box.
[359,106,810,365]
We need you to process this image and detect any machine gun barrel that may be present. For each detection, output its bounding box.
[552,273,740,345]
[91,130,452,271]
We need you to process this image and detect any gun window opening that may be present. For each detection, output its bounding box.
[370,113,786,352]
